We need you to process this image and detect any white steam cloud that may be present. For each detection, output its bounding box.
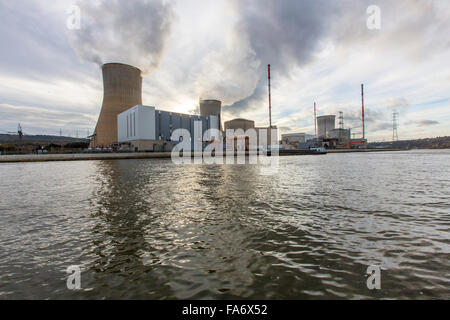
[68,0,175,74]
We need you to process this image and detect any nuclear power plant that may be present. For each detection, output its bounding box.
[89,60,375,152]
[89,62,277,152]
[89,62,225,152]
[281,86,369,150]
[90,63,143,148]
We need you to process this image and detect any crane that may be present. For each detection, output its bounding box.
[0,123,23,151]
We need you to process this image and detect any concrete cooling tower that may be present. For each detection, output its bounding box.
[200,99,222,131]
[90,63,142,148]
[317,115,336,138]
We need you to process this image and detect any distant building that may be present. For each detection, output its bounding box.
[224,118,276,151]
[328,128,351,148]
[224,118,255,131]
[281,133,315,143]
[348,139,367,149]
[281,133,315,149]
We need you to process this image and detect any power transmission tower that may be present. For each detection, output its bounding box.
[392,111,399,142]
[338,111,344,129]
[17,123,23,153]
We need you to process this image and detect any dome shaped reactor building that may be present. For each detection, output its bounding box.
[90,63,143,148]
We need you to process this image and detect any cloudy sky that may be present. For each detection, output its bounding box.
[0,0,449,141]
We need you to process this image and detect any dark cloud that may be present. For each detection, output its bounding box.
[222,0,450,116]
[325,106,386,125]
[372,122,392,132]
[69,0,175,74]
[223,0,338,115]
[415,120,439,127]
[277,126,292,132]
[223,78,267,114]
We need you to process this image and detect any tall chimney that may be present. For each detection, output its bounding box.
[268,64,272,128]
[90,63,142,148]
[361,83,365,140]
[314,102,317,142]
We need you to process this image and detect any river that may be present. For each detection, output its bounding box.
[0,149,448,299]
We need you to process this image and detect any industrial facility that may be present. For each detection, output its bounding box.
[281,85,369,150]
[89,62,278,152]
[88,62,366,152]
[282,111,367,150]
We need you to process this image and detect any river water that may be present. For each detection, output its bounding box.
[0,149,449,299]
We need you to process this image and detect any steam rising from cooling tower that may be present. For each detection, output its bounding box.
[224,0,338,114]
[68,0,174,74]
[90,63,142,147]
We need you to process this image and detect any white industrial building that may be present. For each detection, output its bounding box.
[117,105,220,152]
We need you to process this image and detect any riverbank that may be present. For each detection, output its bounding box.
[0,152,172,163]
[327,148,407,153]
[0,148,409,163]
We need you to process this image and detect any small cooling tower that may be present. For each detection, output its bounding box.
[200,99,222,131]
[317,115,336,138]
[90,63,142,147]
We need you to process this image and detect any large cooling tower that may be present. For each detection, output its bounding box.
[90,63,142,147]
[317,115,336,138]
[200,99,222,130]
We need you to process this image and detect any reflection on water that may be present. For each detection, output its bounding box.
[0,150,449,299]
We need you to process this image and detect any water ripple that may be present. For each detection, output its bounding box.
[0,150,449,299]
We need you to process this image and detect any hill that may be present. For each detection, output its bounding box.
[0,134,89,144]
[368,136,450,149]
